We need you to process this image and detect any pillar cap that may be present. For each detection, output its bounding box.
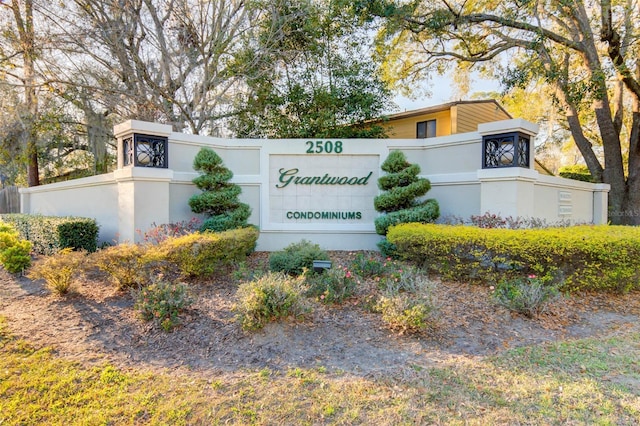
[114,120,173,139]
[478,119,539,137]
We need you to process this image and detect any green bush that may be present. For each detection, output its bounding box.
[200,204,252,233]
[375,293,438,335]
[305,266,358,304]
[27,248,87,295]
[268,240,330,276]
[0,229,19,252]
[188,147,252,232]
[374,202,440,236]
[377,239,398,258]
[493,275,560,318]
[378,264,429,295]
[350,253,386,279]
[133,281,193,332]
[0,214,99,254]
[57,220,100,252]
[387,223,640,293]
[0,222,32,274]
[91,243,151,290]
[373,151,439,236]
[151,227,258,278]
[0,240,32,274]
[0,222,17,235]
[235,272,308,330]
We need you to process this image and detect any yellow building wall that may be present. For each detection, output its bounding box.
[454,103,512,134]
[380,102,511,138]
[381,110,452,138]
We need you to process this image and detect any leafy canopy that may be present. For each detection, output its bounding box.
[359,0,640,224]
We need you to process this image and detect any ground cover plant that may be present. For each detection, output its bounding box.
[493,275,560,318]
[305,265,359,304]
[371,262,440,335]
[133,281,193,332]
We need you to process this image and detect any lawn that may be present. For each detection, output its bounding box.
[1,318,639,424]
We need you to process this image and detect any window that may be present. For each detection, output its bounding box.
[417,120,436,138]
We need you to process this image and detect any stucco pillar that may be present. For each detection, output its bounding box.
[113,120,174,243]
[592,184,610,224]
[114,167,173,243]
[18,189,29,214]
[114,120,173,170]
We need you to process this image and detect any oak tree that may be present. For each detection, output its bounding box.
[359,0,640,224]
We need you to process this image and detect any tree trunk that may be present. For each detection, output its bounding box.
[580,35,627,223]
[594,100,626,224]
[623,120,640,225]
[85,107,110,174]
[25,46,39,186]
[623,80,640,224]
[12,0,39,186]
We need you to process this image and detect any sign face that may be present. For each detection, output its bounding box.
[269,151,379,225]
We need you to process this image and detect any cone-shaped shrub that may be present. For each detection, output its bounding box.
[189,148,252,232]
[374,151,439,235]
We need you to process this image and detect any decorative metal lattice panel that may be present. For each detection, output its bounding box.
[482,132,530,169]
[123,136,135,166]
[122,133,168,168]
[517,134,530,167]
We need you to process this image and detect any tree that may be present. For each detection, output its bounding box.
[374,150,439,236]
[46,0,261,136]
[359,0,640,224]
[1,0,40,186]
[230,0,395,138]
[1,1,118,185]
[188,147,252,232]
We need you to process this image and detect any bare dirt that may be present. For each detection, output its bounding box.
[1,251,639,378]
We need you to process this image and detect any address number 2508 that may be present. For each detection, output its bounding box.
[305,140,343,154]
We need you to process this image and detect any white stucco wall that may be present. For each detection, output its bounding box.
[19,119,610,250]
[19,173,119,243]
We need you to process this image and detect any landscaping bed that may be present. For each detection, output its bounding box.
[1,251,638,377]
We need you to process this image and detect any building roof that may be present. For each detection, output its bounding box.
[382,99,512,121]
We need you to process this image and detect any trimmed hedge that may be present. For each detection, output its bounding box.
[374,201,440,236]
[387,223,640,293]
[558,165,594,183]
[148,226,259,278]
[0,214,99,255]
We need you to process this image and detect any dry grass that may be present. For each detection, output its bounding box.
[1,316,639,425]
